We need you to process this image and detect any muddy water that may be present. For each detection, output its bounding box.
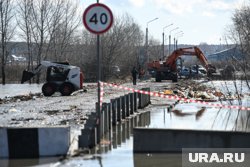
[1,101,250,167]
[1,81,250,167]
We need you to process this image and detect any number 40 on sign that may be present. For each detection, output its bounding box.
[83,3,113,34]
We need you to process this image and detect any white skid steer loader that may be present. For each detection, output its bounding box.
[21,61,84,96]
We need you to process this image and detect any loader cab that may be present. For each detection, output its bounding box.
[46,66,69,82]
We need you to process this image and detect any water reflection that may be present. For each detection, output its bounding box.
[0,157,61,167]
[77,102,250,167]
[133,154,182,167]
[110,111,151,153]
[150,100,250,132]
[169,107,206,118]
[66,111,151,167]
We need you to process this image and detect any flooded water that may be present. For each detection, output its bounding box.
[1,81,250,167]
[61,112,151,167]
[1,106,250,167]
[150,101,250,131]
[0,84,42,98]
[57,101,250,167]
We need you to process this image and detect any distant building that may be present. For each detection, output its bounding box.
[207,47,245,62]
[10,55,27,62]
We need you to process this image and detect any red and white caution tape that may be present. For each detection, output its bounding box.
[101,82,250,111]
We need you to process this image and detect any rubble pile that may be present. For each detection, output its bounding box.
[0,92,43,104]
[159,80,244,102]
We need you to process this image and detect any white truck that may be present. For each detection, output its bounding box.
[21,61,84,96]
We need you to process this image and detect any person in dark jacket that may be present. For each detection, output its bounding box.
[131,66,138,85]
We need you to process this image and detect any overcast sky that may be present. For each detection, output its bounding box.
[82,0,247,45]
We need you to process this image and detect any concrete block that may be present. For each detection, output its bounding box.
[134,92,138,111]
[0,127,70,158]
[7,128,39,158]
[139,88,151,108]
[129,93,134,115]
[111,99,117,125]
[107,103,112,130]
[116,98,121,122]
[0,128,8,158]
[133,128,250,153]
[102,103,108,133]
[125,94,130,117]
[121,96,126,119]
[79,128,97,148]
[84,112,97,128]
[38,127,70,156]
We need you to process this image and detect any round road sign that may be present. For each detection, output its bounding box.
[83,3,113,34]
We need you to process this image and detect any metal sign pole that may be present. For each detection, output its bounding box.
[83,0,113,143]
[97,37,100,113]
[96,0,101,144]
[97,0,101,120]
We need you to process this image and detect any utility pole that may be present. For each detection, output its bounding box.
[146,17,158,65]
[162,24,173,59]
[169,27,179,55]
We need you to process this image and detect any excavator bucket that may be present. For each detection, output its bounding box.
[21,70,35,83]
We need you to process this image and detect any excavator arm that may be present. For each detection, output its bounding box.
[147,46,216,82]
[164,46,216,73]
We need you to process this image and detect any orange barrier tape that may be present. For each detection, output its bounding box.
[101,82,250,111]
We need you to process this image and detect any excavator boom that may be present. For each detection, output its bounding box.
[147,46,216,82]
[165,46,211,71]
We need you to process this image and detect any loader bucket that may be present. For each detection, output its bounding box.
[21,70,35,83]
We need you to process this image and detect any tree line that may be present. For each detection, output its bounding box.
[0,1,250,84]
[0,0,146,84]
[226,2,250,89]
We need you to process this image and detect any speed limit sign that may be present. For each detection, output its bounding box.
[83,3,113,34]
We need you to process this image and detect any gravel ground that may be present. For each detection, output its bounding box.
[0,79,177,129]
[2,78,249,130]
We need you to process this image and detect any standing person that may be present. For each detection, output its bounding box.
[131,66,138,85]
[195,64,199,74]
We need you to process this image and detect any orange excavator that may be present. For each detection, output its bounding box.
[147,46,216,82]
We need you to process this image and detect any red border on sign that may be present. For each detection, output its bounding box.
[83,3,113,34]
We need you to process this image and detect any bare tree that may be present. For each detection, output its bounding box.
[232,5,250,56]
[47,0,81,61]
[148,38,161,61]
[17,0,34,71]
[0,0,15,84]
[17,0,81,83]
[27,0,53,83]
[101,14,144,80]
[227,3,250,89]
